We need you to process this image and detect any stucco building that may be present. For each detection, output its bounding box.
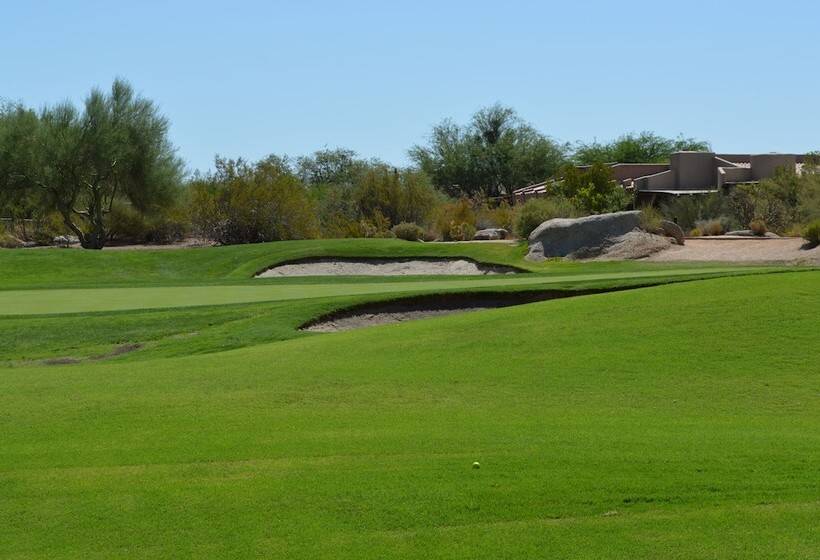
[513,152,806,203]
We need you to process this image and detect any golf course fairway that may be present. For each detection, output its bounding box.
[0,241,817,559]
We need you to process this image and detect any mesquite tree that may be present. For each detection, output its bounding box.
[0,80,182,249]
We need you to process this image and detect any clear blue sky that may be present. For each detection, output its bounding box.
[3,0,818,173]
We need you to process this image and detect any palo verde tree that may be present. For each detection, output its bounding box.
[0,80,182,249]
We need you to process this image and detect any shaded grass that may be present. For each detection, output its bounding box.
[0,272,818,558]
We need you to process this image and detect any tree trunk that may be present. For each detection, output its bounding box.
[73,183,108,250]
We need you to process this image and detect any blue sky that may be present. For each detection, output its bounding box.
[2,0,818,173]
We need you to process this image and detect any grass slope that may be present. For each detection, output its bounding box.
[0,266,765,316]
[0,238,755,290]
[0,239,779,365]
[1,271,818,558]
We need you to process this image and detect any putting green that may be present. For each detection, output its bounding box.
[0,267,767,315]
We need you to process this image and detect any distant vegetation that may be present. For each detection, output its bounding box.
[2,79,819,248]
[0,80,183,249]
[574,131,710,164]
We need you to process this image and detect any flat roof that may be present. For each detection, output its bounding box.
[638,189,719,195]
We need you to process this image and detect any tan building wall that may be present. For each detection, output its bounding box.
[750,154,797,180]
[671,152,716,189]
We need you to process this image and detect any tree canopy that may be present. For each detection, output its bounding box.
[574,131,711,165]
[409,104,569,198]
[0,80,183,249]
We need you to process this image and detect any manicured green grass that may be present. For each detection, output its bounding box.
[0,266,769,316]
[0,239,779,365]
[0,273,818,557]
[0,241,817,558]
[0,238,757,290]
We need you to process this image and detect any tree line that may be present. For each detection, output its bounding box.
[5,79,811,250]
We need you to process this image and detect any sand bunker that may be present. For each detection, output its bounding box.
[301,290,616,332]
[257,258,521,277]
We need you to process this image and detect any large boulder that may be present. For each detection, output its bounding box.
[473,228,508,241]
[658,220,685,245]
[526,211,642,260]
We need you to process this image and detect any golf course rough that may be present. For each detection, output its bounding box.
[0,239,817,559]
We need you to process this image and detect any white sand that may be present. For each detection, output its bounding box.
[256,258,519,277]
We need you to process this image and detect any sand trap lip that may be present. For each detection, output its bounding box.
[256,257,523,277]
[301,289,623,332]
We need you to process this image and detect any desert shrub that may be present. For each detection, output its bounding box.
[391,222,425,241]
[107,199,190,245]
[660,193,730,231]
[107,203,151,243]
[476,201,515,231]
[695,217,730,236]
[513,196,578,238]
[784,223,806,237]
[434,199,476,241]
[358,209,394,238]
[689,227,702,237]
[728,169,820,234]
[639,205,663,232]
[729,184,789,233]
[309,164,441,239]
[144,206,190,244]
[190,156,320,244]
[803,219,820,247]
[447,222,476,241]
[749,219,768,236]
[559,163,630,214]
[0,228,23,248]
[31,212,70,245]
[354,166,439,227]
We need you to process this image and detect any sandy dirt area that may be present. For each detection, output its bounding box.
[301,290,611,332]
[257,258,520,277]
[647,237,820,264]
[303,308,491,332]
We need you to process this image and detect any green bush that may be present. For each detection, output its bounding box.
[559,163,630,214]
[107,202,190,245]
[803,219,820,247]
[513,196,578,238]
[107,204,151,243]
[190,156,320,244]
[354,166,439,227]
[391,222,425,241]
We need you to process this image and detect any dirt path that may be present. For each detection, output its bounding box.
[647,238,820,264]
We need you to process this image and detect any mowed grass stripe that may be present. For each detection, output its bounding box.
[0,267,771,315]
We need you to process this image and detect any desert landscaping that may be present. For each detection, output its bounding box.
[2,5,820,558]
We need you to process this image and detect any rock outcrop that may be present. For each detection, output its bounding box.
[473,228,509,241]
[526,211,642,260]
[658,220,685,245]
